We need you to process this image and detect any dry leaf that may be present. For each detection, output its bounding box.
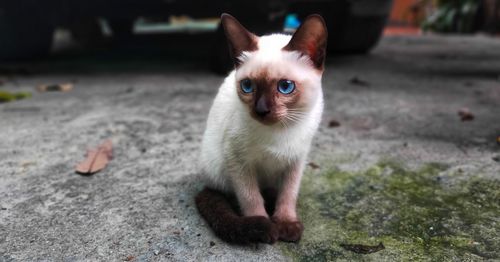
[458,108,474,121]
[75,140,113,175]
[340,242,385,254]
[37,83,73,92]
[349,76,370,86]
[308,162,320,169]
[328,119,341,128]
[124,255,135,261]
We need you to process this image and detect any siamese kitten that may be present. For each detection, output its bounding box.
[195,13,327,244]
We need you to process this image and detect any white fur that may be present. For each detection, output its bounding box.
[200,34,324,194]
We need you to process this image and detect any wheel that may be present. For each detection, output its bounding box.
[210,24,233,75]
[108,18,135,39]
[210,15,285,74]
[0,8,54,60]
[327,15,389,53]
[69,19,106,48]
[291,1,390,54]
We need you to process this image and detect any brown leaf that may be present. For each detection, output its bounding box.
[458,108,474,121]
[75,140,113,175]
[349,76,370,86]
[124,255,135,261]
[340,242,385,254]
[308,162,320,169]
[328,119,341,128]
[37,83,73,92]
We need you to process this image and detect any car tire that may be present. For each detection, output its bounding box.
[69,19,106,48]
[108,19,134,39]
[210,24,233,75]
[327,14,388,53]
[291,1,389,54]
[211,16,285,74]
[0,10,54,60]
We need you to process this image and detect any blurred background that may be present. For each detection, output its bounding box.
[1,0,499,73]
[1,1,500,261]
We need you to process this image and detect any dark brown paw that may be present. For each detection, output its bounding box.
[273,219,304,242]
[240,216,279,244]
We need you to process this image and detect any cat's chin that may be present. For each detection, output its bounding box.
[250,115,282,127]
[254,119,278,126]
[252,117,294,129]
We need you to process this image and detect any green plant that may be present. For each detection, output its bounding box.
[422,0,480,33]
[0,90,32,103]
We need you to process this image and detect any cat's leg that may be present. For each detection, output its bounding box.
[231,168,267,217]
[272,161,305,242]
[229,166,279,243]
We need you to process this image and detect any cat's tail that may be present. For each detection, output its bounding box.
[195,187,278,244]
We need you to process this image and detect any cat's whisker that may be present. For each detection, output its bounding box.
[289,112,305,118]
[286,113,305,123]
[287,108,307,113]
[282,114,303,126]
[287,111,307,118]
[280,119,290,129]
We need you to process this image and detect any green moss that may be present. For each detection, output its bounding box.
[280,161,500,261]
[0,90,31,103]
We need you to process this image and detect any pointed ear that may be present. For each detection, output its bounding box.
[283,14,328,70]
[220,13,258,67]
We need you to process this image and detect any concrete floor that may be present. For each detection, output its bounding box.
[0,34,499,261]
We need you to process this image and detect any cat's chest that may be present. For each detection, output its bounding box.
[243,129,310,165]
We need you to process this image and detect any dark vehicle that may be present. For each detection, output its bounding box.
[0,0,393,71]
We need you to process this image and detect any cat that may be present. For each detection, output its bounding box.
[195,13,327,244]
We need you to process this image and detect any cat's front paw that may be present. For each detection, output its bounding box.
[272,218,304,242]
[240,216,279,244]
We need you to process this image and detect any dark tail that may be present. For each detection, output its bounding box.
[195,187,278,244]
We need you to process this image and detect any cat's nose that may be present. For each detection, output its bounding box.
[255,108,270,117]
[255,97,270,117]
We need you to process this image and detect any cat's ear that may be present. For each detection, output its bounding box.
[283,14,328,70]
[221,13,258,67]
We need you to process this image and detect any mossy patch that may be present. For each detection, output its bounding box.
[281,161,500,261]
[0,90,31,103]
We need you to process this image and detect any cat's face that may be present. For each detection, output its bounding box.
[235,54,322,126]
[221,14,327,126]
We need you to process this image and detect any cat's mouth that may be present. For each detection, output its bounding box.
[250,111,281,126]
[250,110,298,127]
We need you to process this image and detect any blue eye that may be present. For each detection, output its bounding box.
[277,80,295,94]
[240,79,254,93]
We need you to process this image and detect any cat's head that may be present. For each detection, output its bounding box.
[221,13,327,126]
